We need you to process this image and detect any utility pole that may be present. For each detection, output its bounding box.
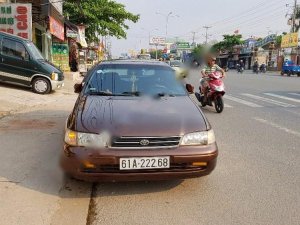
[203,26,212,45]
[292,0,298,32]
[191,31,196,45]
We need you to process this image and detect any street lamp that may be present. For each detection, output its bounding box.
[156,11,179,38]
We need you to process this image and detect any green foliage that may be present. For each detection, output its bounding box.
[64,0,139,42]
[276,35,282,47]
[192,44,204,56]
[149,49,163,59]
[212,34,244,52]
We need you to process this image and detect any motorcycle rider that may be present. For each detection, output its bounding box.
[253,60,259,73]
[201,55,225,103]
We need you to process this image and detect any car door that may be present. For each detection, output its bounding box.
[0,37,35,85]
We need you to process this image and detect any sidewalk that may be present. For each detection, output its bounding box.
[0,72,82,119]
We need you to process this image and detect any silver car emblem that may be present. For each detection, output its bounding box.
[140,139,150,146]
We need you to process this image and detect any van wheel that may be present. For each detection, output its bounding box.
[32,77,51,94]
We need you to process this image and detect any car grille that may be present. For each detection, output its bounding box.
[82,164,207,173]
[110,136,181,148]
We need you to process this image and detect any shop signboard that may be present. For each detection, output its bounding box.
[66,27,78,38]
[176,42,191,50]
[0,3,32,40]
[50,16,64,41]
[281,33,298,48]
[52,43,69,71]
[255,34,276,47]
[149,36,166,46]
[77,25,88,48]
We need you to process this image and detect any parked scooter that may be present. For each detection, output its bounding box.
[260,63,267,73]
[236,64,244,73]
[253,62,259,74]
[195,71,225,113]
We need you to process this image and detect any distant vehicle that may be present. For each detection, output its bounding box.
[281,60,300,77]
[169,60,189,80]
[137,54,151,60]
[185,53,202,68]
[61,60,218,182]
[0,31,64,94]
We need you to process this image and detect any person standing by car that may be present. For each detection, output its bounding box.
[201,56,225,102]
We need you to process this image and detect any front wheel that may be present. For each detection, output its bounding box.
[32,77,51,94]
[214,96,224,113]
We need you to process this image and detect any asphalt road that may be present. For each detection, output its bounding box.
[0,70,299,225]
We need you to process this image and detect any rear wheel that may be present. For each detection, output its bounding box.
[214,96,224,113]
[281,71,284,76]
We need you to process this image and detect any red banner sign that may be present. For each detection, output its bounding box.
[49,16,64,41]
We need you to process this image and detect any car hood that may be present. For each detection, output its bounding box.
[69,95,208,136]
[38,60,62,74]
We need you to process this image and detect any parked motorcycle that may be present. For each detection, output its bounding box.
[260,64,267,73]
[253,65,259,74]
[236,64,244,73]
[195,71,225,113]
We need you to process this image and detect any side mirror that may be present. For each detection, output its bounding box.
[185,84,194,94]
[74,83,83,93]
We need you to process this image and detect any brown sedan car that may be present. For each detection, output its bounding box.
[61,60,218,182]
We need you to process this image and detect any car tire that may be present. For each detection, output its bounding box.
[32,77,51,94]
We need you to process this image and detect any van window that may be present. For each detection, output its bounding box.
[2,38,29,60]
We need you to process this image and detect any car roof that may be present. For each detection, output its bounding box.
[100,60,170,67]
[0,31,29,42]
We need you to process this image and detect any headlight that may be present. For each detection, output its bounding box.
[180,130,215,146]
[64,129,110,148]
[51,72,58,80]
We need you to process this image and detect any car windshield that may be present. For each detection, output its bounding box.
[84,64,187,96]
[26,42,44,60]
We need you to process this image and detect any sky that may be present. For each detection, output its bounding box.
[111,0,293,56]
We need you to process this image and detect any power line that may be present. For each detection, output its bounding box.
[210,7,287,37]
[176,0,288,39]
[203,26,212,45]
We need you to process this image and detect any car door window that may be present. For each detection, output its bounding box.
[2,38,29,61]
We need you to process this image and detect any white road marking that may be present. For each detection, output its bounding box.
[288,93,300,97]
[264,93,300,103]
[224,103,233,108]
[254,117,300,138]
[224,95,263,107]
[242,93,296,107]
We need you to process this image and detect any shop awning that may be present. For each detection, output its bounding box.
[217,55,229,59]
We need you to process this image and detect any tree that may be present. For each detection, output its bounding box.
[64,0,139,42]
[149,49,163,59]
[212,34,244,53]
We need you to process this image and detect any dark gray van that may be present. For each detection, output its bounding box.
[0,31,64,94]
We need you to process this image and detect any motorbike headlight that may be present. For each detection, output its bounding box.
[51,72,58,80]
[64,129,110,148]
[180,130,215,146]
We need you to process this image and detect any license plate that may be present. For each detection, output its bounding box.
[119,157,170,170]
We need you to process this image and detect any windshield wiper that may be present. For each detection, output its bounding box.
[89,91,115,96]
[122,91,141,96]
[156,93,175,97]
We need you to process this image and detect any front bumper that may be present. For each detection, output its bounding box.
[60,144,218,182]
[51,80,64,90]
